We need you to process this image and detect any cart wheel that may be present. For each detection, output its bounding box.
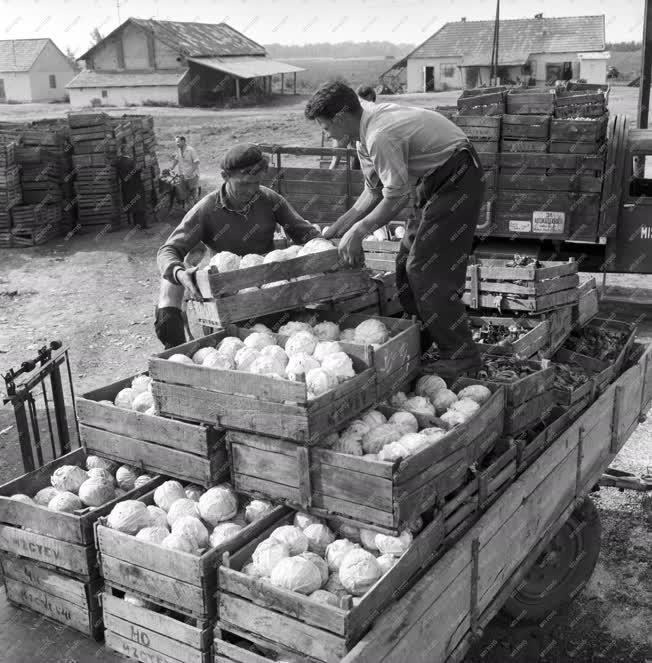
[500,497,601,622]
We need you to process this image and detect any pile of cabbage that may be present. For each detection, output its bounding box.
[317,376,492,462]
[207,238,336,293]
[8,457,153,513]
[240,512,422,604]
[275,315,391,348]
[105,479,276,557]
[166,326,359,399]
[100,374,156,416]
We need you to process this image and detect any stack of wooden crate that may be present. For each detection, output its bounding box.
[456,87,507,116]
[69,112,124,229]
[9,204,63,246]
[0,139,21,247]
[554,89,608,119]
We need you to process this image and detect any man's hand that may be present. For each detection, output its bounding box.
[176,267,202,300]
[323,218,350,240]
[338,226,364,267]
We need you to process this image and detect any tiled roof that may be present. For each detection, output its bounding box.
[66,70,187,89]
[408,15,605,66]
[0,39,49,72]
[188,56,304,77]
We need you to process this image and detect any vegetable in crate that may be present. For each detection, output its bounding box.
[553,363,592,390]
[506,255,539,268]
[472,321,529,346]
[564,325,629,363]
[476,356,539,382]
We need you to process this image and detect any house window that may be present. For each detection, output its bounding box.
[101,90,108,98]
[440,65,456,79]
[49,75,56,89]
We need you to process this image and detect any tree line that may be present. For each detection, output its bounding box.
[265,41,415,58]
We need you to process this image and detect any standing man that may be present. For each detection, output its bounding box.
[155,143,321,348]
[170,135,200,204]
[115,139,149,229]
[305,82,484,378]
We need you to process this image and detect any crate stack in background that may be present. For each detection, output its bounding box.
[125,114,160,226]
[0,140,22,248]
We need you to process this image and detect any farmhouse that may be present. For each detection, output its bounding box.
[0,39,76,103]
[67,18,304,107]
[400,14,607,92]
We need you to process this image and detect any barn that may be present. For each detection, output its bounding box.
[67,18,304,107]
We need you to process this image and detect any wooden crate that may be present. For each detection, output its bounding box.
[497,151,605,175]
[102,589,214,663]
[0,448,162,579]
[574,278,599,327]
[505,90,555,115]
[77,374,227,487]
[550,117,608,143]
[553,347,615,394]
[322,272,402,317]
[217,509,447,663]
[551,353,600,406]
[228,384,505,532]
[470,316,550,357]
[451,115,502,141]
[1,554,103,639]
[150,329,376,444]
[96,489,289,620]
[501,114,550,140]
[362,239,400,273]
[540,305,574,357]
[500,139,548,153]
[464,258,579,313]
[548,141,607,155]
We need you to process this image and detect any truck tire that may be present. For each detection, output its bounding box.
[500,497,601,622]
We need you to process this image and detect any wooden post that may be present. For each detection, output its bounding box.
[638,0,652,128]
[281,73,285,94]
[234,78,240,100]
[293,72,297,95]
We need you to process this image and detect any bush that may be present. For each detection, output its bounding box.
[142,99,179,107]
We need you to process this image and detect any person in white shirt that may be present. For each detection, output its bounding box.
[305,82,484,377]
[170,136,200,202]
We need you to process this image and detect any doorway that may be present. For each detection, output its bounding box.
[546,62,573,83]
[425,66,435,92]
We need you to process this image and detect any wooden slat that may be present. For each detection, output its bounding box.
[105,631,197,663]
[214,638,276,663]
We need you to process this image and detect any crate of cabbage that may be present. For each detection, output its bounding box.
[216,508,444,663]
[228,375,505,533]
[76,373,227,486]
[193,239,374,325]
[150,325,378,443]
[0,448,161,638]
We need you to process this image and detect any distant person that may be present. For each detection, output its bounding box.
[115,139,148,229]
[356,85,377,102]
[170,135,200,203]
[329,87,376,170]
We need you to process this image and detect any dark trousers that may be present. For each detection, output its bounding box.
[396,147,484,359]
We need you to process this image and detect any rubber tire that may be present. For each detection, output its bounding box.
[500,497,601,622]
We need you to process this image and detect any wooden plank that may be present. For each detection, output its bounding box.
[219,596,347,663]
[5,578,92,635]
[1,555,88,606]
[0,497,83,545]
[214,639,276,663]
[462,288,578,312]
[496,174,602,193]
[504,390,557,435]
[81,425,226,485]
[105,631,196,663]
[464,274,579,296]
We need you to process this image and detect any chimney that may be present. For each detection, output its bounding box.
[461,17,466,22]
[534,13,543,19]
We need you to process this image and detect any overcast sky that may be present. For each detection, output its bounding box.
[2,0,646,56]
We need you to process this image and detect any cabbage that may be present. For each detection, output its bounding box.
[204,352,235,370]
[217,337,245,360]
[172,516,209,548]
[50,465,88,493]
[397,433,429,455]
[361,424,404,454]
[440,410,468,428]
[132,475,152,490]
[309,589,339,606]
[404,396,436,416]
[146,505,169,529]
[433,389,458,415]
[192,347,217,364]
[375,530,413,557]
[293,512,323,530]
[285,331,319,357]
[249,355,286,378]
[339,548,383,596]
[245,499,274,523]
[211,251,241,272]
[78,477,115,507]
[240,254,265,269]
[132,391,155,413]
[198,486,238,526]
[263,249,287,263]
[115,466,139,491]
[114,388,136,409]
[285,352,320,382]
[209,522,243,547]
[131,375,153,395]
[161,532,197,554]
[388,411,419,433]
[364,453,379,461]
[303,524,335,555]
[359,529,379,551]
[324,573,347,597]
[389,392,409,409]
[415,375,447,400]
[306,367,338,398]
[184,485,204,502]
[377,553,398,575]
[167,498,200,525]
[297,238,334,256]
[33,487,60,506]
[332,434,364,456]
[234,347,260,372]
[282,245,302,259]
[313,341,344,362]
[361,410,387,430]
[10,494,33,504]
[336,523,361,543]
[278,321,313,336]
[343,419,371,438]
[154,480,186,512]
[252,539,290,576]
[168,354,194,365]
[136,526,169,544]
[320,352,355,383]
[300,552,329,585]
[259,344,289,368]
[270,557,323,594]
[313,322,340,341]
[270,525,309,555]
[378,441,409,462]
[450,398,481,417]
[242,562,264,579]
[244,332,277,351]
[48,492,82,512]
[107,500,151,534]
[339,328,356,342]
[86,456,119,473]
[325,539,359,572]
[353,319,389,345]
[421,427,447,439]
[87,468,115,485]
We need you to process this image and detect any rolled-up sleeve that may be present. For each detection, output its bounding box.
[269,191,321,244]
[367,131,410,199]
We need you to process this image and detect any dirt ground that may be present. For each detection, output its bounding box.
[0,87,650,661]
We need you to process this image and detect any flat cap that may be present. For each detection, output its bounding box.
[221,143,267,172]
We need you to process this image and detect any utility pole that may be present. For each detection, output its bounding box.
[490,0,500,86]
[117,0,121,25]
[638,0,652,128]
